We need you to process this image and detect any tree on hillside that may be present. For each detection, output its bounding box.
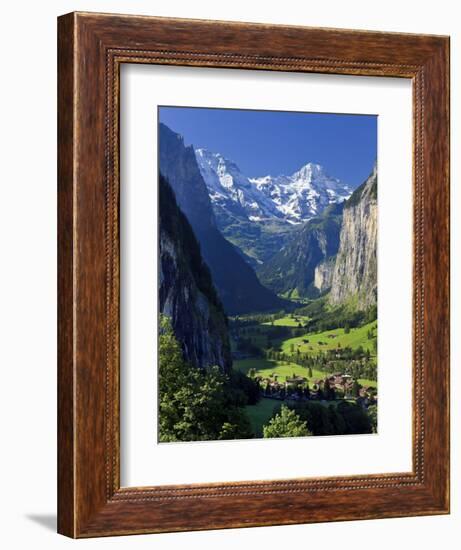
[159,315,252,442]
[263,406,311,438]
[291,400,372,436]
[372,338,378,353]
[367,404,378,433]
[336,401,373,434]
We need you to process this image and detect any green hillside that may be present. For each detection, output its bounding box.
[281,321,377,357]
[262,315,310,327]
[235,357,326,383]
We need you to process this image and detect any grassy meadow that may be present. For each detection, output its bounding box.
[233,315,377,388]
[281,321,377,356]
[262,315,310,327]
[234,357,326,384]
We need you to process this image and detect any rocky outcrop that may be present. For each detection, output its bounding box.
[159,123,286,315]
[159,174,231,372]
[257,202,344,298]
[314,257,336,293]
[329,165,377,310]
[195,148,353,267]
[196,148,353,225]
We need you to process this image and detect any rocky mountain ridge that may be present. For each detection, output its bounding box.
[329,165,377,309]
[160,122,377,316]
[159,123,285,315]
[159,174,231,371]
[257,202,344,299]
[256,166,377,311]
[196,147,353,225]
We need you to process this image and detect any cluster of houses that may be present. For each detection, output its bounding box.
[258,371,377,408]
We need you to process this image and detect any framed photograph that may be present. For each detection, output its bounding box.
[58,12,450,537]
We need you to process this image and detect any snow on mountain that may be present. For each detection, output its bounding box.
[195,148,280,221]
[195,148,353,225]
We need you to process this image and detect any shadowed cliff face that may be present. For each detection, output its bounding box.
[159,123,285,315]
[329,165,377,310]
[159,174,231,372]
[257,202,344,299]
[159,123,215,234]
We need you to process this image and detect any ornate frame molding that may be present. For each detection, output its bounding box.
[58,12,449,537]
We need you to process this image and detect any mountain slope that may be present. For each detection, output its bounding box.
[195,148,295,266]
[195,148,353,266]
[196,148,353,225]
[159,123,285,315]
[329,165,377,310]
[195,148,281,222]
[159,174,231,371]
[257,202,344,298]
[251,163,352,223]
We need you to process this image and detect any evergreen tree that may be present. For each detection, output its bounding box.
[367,404,378,433]
[159,315,252,441]
[263,406,311,438]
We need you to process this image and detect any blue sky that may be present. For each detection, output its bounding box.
[159,106,377,187]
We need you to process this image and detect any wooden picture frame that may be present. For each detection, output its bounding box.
[57,12,450,538]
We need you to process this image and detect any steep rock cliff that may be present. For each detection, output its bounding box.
[314,256,336,293]
[329,166,377,309]
[195,148,353,267]
[159,174,231,372]
[159,123,285,315]
[257,202,344,298]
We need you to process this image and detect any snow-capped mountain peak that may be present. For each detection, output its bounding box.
[292,161,324,179]
[195,148,280,220]
[195,148,353,225]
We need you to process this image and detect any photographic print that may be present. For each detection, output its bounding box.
[158,106,377,442]
[58,14,450,535]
